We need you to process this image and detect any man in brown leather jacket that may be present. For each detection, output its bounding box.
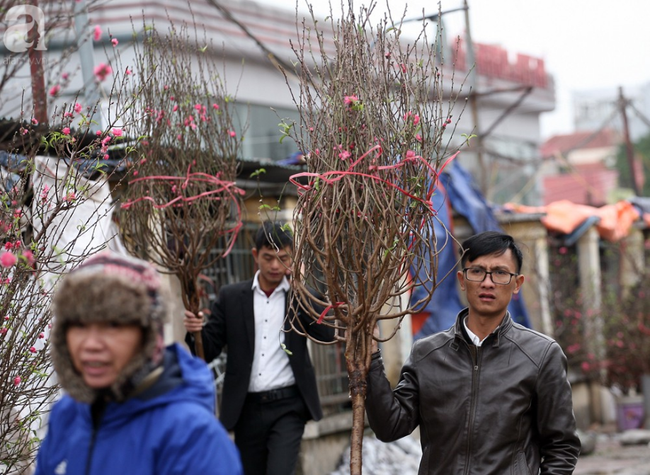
[366,231,581,474]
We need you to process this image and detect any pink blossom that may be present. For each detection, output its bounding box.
[63,192,76,202]
[62,127,70,135]
[112,128,123,137]
[125,68,132,76]
[13,376,20,386]
[103,154,110,160]
[22,250,35,267]
[93,63,113,82]
[61,72,69,80]
[4,242,12,250]
[111,38,118,47]
[228,130,236,138]
[31,118,38,126]
[580,361,590,373]
[49,85,61,97]
[405,150,416,160]
[567,343,581,354]
[404,112,420,126]
[74,103,83,114]
[93,25,102,42]
[38,332,45,339]
[173,105,179,112]
[0,328,7,336]
[96,130,102,136]
[212,103,219,110]
[1,252,16,268]
[338,151,351,160]
[344,95,359,106]
[29,346,36,353]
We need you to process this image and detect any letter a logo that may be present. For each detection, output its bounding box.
[3,6,47,53]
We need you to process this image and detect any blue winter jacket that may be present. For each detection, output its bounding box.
[34,343,243,475]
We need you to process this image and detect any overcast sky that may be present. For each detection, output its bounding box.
[275,0,650,139]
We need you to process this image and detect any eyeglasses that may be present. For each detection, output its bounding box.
[463,267,518,285]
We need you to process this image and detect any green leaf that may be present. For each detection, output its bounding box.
[281,343,293,356]
[250,168,266,178]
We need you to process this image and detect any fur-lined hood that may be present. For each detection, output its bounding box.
[52,251,168,403]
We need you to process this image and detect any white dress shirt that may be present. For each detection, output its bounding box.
[463,316,499,347]
[247,271,295,392]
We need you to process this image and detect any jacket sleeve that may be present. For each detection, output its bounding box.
[536,341,581,474]
[185,289,227,363]
[365,350,421,442]
[156,408,243,475]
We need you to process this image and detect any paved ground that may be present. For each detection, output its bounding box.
[575,432,650,475]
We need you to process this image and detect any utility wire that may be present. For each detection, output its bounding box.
[205,0,298,79]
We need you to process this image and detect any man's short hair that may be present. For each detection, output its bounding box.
[460,231,523,273]
[255,220,293,251]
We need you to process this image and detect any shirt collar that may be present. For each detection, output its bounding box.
[463,315,499,347]
[251,271,290,294]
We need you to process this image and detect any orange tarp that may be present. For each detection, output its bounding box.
[504,199,642,242]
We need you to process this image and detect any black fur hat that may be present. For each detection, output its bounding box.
[52,251,168,403]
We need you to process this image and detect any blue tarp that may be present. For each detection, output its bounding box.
[410,183,464,337]
[412,161,532,340]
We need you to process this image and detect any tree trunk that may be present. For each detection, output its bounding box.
[346,335,370,475]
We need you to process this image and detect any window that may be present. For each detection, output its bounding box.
[233,103,302,162]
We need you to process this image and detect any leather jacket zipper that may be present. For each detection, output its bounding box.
[464,344,481,475]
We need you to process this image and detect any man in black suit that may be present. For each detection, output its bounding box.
[184,221,333,475]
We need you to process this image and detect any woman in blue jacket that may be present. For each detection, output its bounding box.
[35,251,242,475]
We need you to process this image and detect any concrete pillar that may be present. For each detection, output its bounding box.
[619,226,644,299]
[577,227,604,424]
[577,227,602,356]
[533,235,553,337]
[499,215,550,335]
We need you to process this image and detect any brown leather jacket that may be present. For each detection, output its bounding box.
[366,310,580,474]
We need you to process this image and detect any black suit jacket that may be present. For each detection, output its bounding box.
[185,278,334,431]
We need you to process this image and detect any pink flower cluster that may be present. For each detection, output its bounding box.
[1,242,36,268]
[344,95,359,107]
[93,63,113,82]
[404,111,420,126]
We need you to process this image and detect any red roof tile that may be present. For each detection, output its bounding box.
[542,163,618,206]
[540,129,620,157]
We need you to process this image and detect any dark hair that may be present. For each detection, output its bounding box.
[255,220,293,251]
[460,231,523,273]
